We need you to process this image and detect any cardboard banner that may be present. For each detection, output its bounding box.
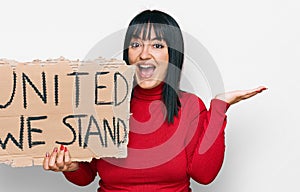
[0,57,135,167]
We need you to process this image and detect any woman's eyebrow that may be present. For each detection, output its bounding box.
[131,35,163,41]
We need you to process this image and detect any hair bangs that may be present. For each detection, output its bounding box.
[128,22,166,42]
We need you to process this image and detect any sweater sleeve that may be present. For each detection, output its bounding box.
[186,98,230,185]
[62,158,98,186]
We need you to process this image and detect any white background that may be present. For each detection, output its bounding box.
[0,0,299,191]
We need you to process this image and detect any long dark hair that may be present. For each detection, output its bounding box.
[123,10,184,124]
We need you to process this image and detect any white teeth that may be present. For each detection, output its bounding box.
[138,64,155,69]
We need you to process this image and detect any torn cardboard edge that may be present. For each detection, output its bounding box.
[0,57,136,167]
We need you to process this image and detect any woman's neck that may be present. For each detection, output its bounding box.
[132,82,164,101]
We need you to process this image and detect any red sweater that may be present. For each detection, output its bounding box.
[63,83,229,191]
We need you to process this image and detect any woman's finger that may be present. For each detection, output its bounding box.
[48,147,58,170]
[64,147,72,166]
[43,152,50,170]
[242,87,267,99]
[56,145,65,169]
[255,86,267,93]
[241,86,266,96]
[242,91,259,99]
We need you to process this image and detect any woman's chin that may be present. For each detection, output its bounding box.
[137,79,161,89]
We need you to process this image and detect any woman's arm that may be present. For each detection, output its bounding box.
[187,86,267,184]
[186,98,228,184]
[63,160,97,186]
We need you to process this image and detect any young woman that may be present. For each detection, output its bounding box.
[43,10,266,191]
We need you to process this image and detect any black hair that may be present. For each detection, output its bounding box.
[123,10,184,124]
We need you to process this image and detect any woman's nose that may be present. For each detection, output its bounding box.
[139,44,151,60]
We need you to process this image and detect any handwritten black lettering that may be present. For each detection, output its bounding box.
[0,71,17,109]
[84,115,105,148]
[54,74,59,106]
[103,117,116,147]
[117,117,127,146]
[27,116,47,148]
[22,72,47,109]
[95,71,113,105]
[67,72,89,108]
[114,72,129,106]
[0,115,24,150]
[56,114,87,147]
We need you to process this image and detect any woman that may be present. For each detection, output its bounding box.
[43,10,266,191]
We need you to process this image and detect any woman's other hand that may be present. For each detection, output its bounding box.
[215,86,267,105]
[43,145,79,172]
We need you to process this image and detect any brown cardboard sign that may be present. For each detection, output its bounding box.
[0,57,135,167]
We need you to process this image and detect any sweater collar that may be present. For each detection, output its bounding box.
[132,82,164,101]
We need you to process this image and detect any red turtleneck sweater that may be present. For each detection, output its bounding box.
[63,83,230,191]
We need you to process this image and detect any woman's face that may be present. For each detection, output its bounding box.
[128,28,169,89]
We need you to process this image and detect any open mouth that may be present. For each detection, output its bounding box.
[137,64,156,79]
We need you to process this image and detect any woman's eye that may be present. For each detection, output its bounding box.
[153,43,164,49]
[130,42,140,48]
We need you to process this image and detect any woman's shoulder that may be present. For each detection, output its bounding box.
[179,90,201,100]
[179,90,206,108]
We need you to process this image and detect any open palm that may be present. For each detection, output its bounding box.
[215,86,267,105]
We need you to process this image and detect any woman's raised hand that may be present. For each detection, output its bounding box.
[215,86,267,105]
[43,145,79,172]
